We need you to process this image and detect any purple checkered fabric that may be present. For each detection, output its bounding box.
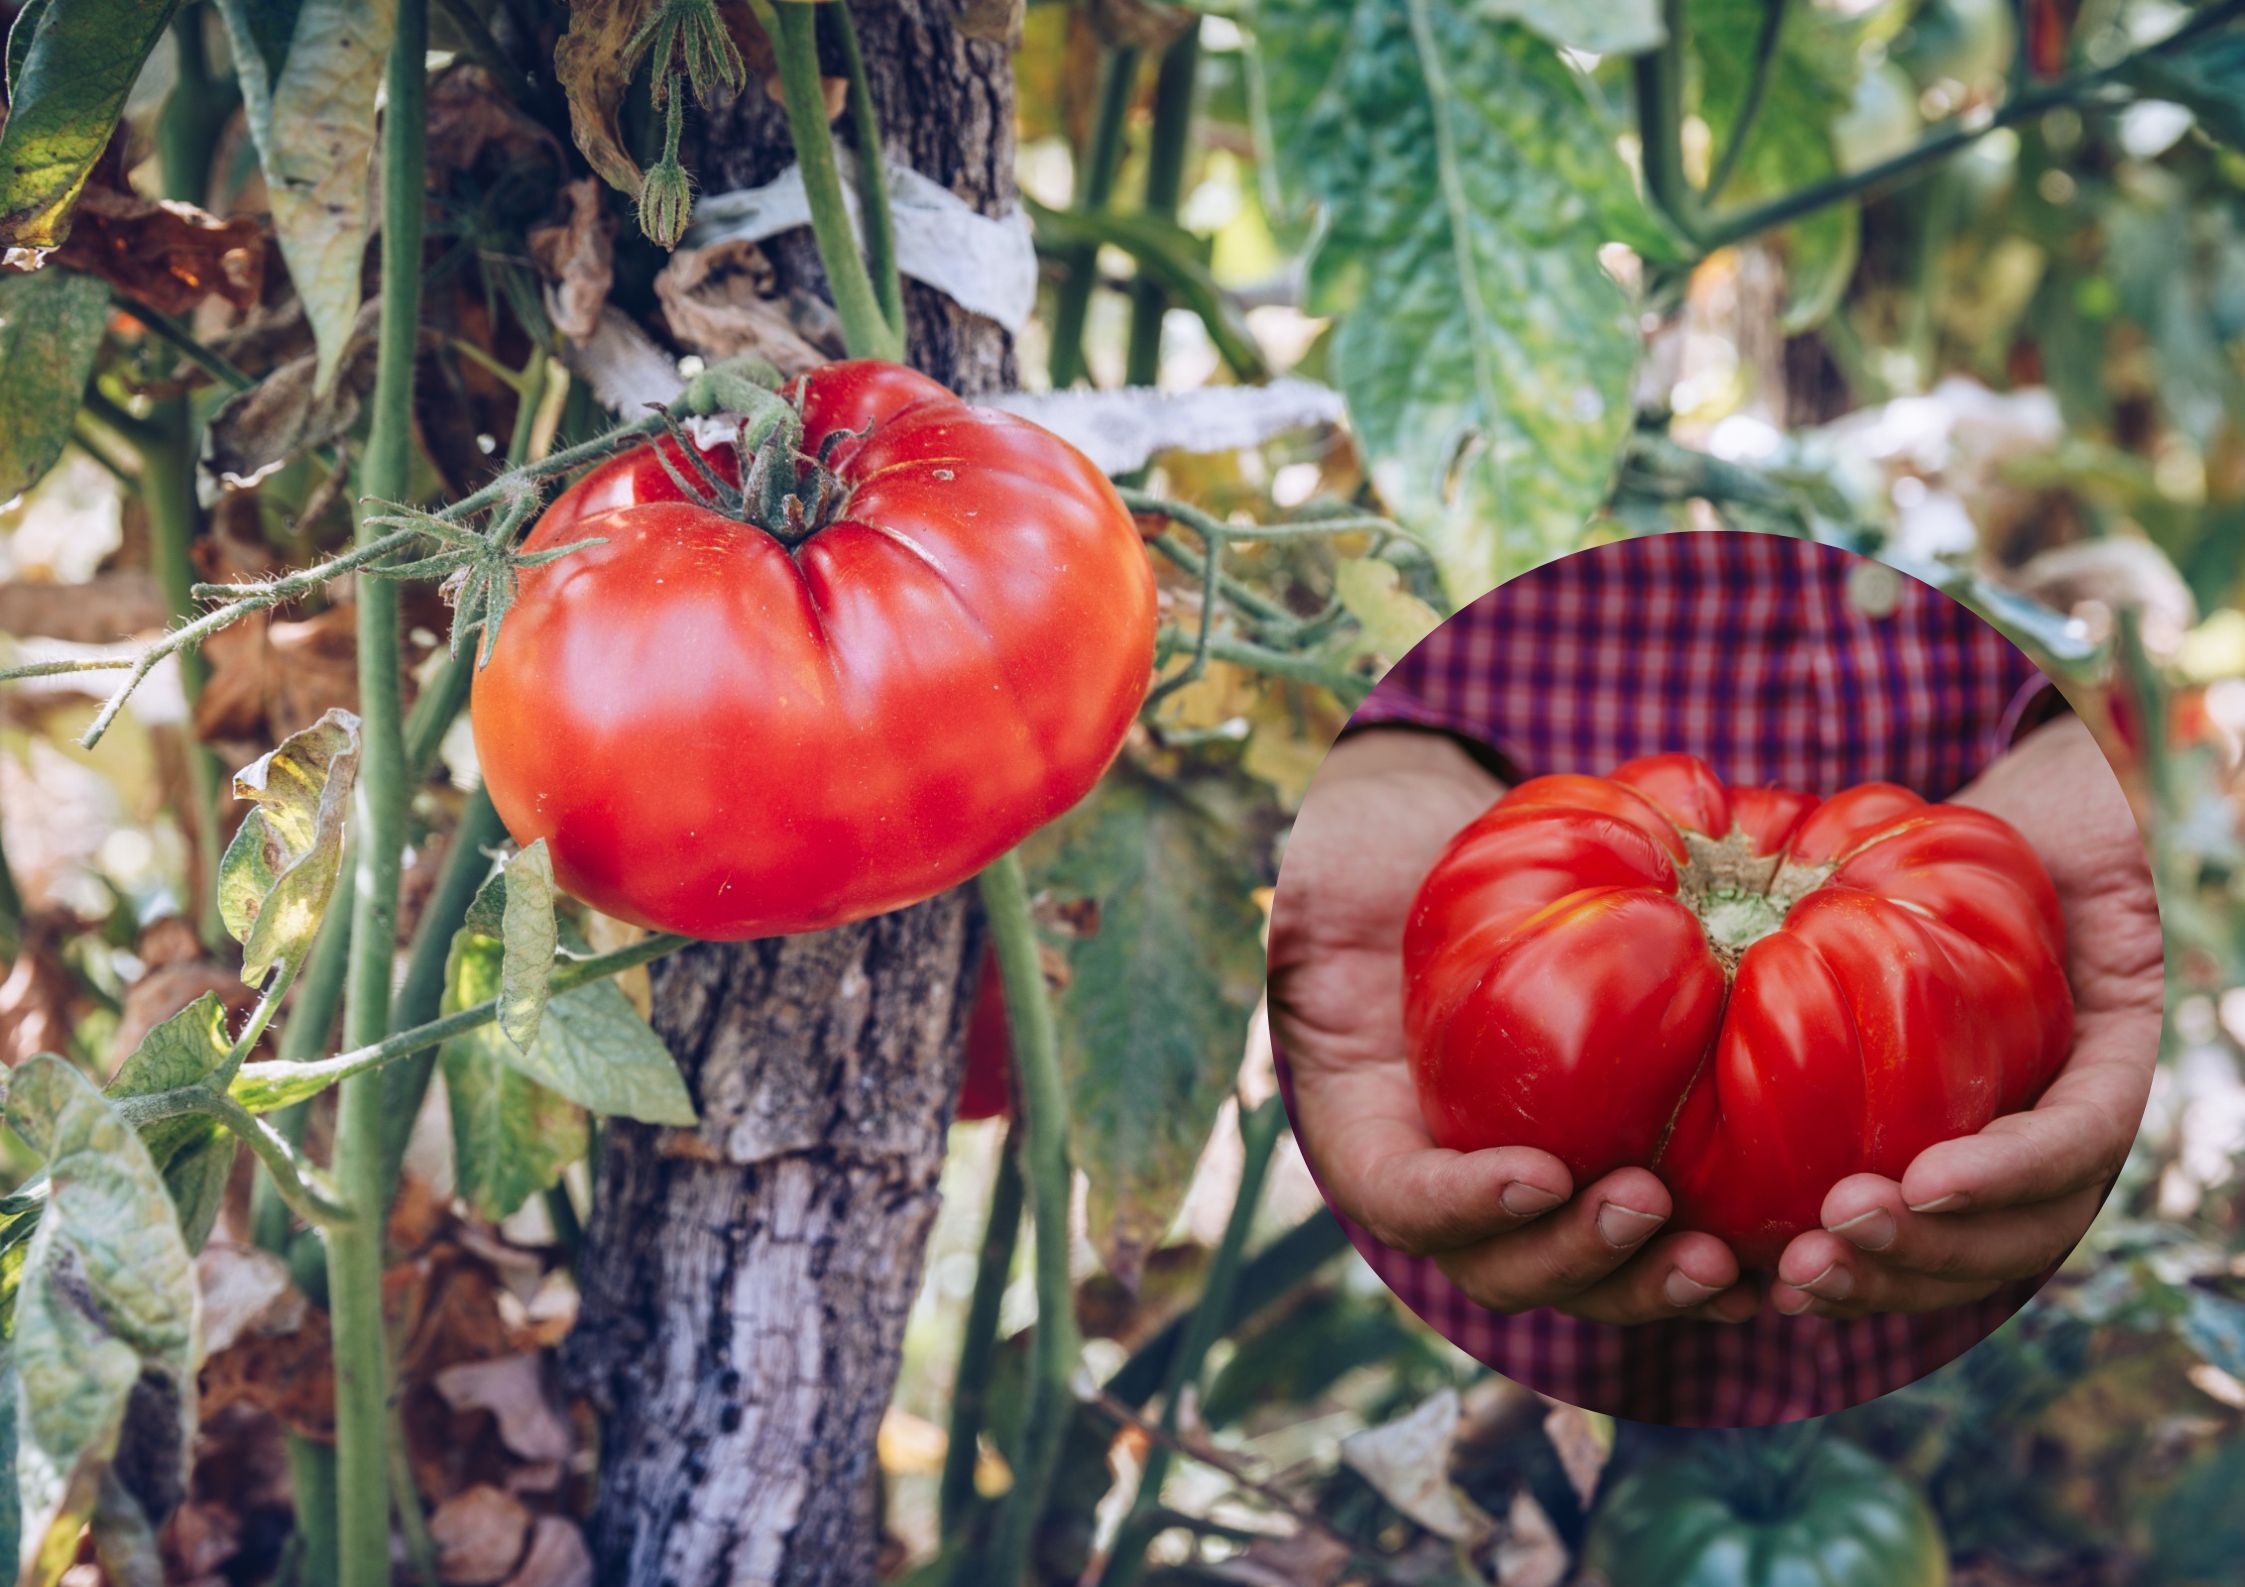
[1313,531,2056,1426]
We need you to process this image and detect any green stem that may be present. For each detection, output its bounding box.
[1698,0,2245,250]
[378,787,506,1196]
[155,10,239,206]
[329,2,429,1577]
[825,1,904,338]
[1155,631,1371,706]
[286,1441,340,1587]
[1633,0,1699,244]
[761,0,903,360]
[224,933,694,1110]
[1124,25,1200,390]
[115,1087,354,1226]
[1048,46,1142,389]
[1102,1213,1348,1408]
[222,956,299,1084]
[1704,0,1787,206]
[939,1124,1025,1531]
[977,853,1078,1585]
[1101,1096,1285,1587]
[138,398,228,949]
[251,893,353,1256]
[115,296,254,393]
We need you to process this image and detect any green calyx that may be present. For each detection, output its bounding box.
[1673,828,1829,974]
[648,398,855,551]
[1695,886,1788,954]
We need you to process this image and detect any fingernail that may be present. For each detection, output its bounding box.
[1664,1270,1721,1308]
[1802,1262,1853,1301]
[1500,1182,1564,1217]
[1830,1208,1897,1250]
[1774,1287,1814,1316]
[1908,1192,1967,1214]
[1596,1202,1664,1249]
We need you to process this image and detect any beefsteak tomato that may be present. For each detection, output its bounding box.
[1403,752,2072,1265]
[471,361,1157,939]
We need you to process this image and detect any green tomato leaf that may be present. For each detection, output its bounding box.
[2125,31,2245,153]
[6,1056,196,1587]
[442,905,696,1128]
[217,708,361,988]
[1693,0,1863,331]
[106,994,238,1254]
[499,841,558,1053]
[1024,759,1274,1288]
[1335,556,1443,662]
[1025,200,1269,381]
[0,0,182,250]
[1251,0,1650,596]
[1481,0,1665,55]
[214,0,397,391]
[0,266,111,501]
[439,923,588,1220]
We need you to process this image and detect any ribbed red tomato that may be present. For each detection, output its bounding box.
[1404,753,2073,1265]
[471,361,1157,939]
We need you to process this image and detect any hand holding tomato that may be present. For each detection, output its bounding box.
[1770,716,2160,1318]
[1269,730,1760,1326]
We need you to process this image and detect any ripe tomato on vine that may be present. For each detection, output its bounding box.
[471,361,1159,940]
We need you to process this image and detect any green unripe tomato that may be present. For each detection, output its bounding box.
[1583,1437,1947,1587]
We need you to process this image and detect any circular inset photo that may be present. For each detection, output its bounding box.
[1266,530,2161,1427]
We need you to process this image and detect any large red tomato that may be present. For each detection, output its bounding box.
[1403,753,2073,1265]
[471,361,1157,939]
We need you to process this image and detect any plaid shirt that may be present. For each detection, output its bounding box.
[1319,531,2057,1425]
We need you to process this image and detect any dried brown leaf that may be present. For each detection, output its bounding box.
[1493,1491,1569,1587]
[204,296,381,488]
[527,179,615,344]
[54,160,265,317]
[433,1356,573,1465]
[554,0,659,196]
[653,238,835,372]
[504,1518,594,1587]
[428,65,563,182]
[430,1484,533,1586]
[1540,1401,1611,1508]
[112,963,258,1071]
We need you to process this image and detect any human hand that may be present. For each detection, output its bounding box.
[1771,714,2161,1318]
[1270,729,1759,1326]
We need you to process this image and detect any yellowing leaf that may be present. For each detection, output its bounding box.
[218,709,362,987]
[1335,556,1441,661]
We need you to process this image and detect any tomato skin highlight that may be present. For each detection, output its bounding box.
[470,361,1158,939]
[1404,753,2074,1266]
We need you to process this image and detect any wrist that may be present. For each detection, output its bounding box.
[1328,724,1508,792]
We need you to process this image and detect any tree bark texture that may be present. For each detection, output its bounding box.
[567,6,1017,1583]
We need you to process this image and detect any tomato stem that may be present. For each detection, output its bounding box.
[327,0,430,1576]
[978,850,1080,1584]
[760,0,905,361]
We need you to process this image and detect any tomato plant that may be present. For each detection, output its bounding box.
[1404,752,2072,1264]
[1584,1435,1948,1587]
[472,360,1159,939]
